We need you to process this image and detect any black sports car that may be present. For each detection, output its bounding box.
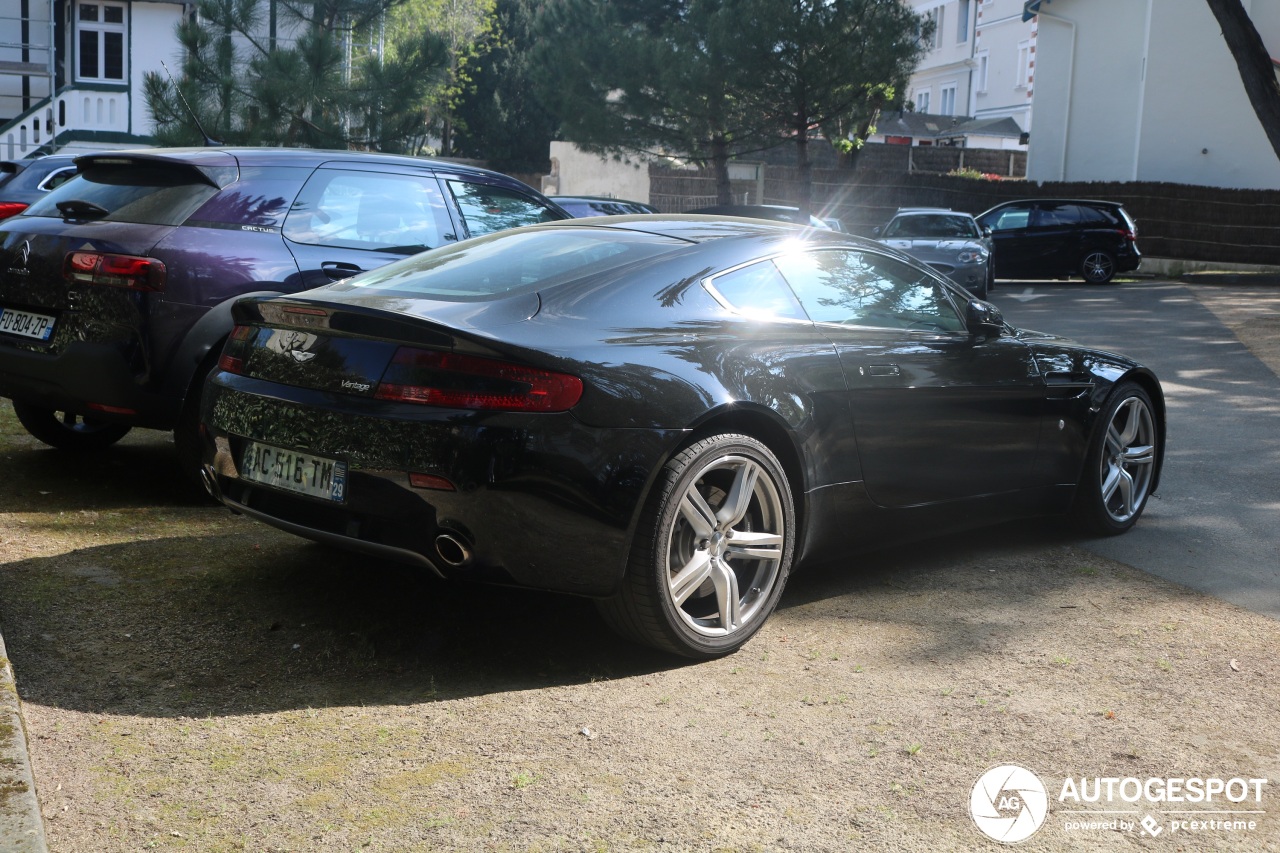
[199,216,1164,658]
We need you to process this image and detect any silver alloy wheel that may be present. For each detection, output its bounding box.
[1082,250,1115,283]
[1098,396,1156,524]
[664,452,785,637]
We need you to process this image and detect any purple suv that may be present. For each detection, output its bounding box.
[0,147,567,477]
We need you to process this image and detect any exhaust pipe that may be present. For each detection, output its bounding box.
[435,533,472,568]
[200,465,222,502]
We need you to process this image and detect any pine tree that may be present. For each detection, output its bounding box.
[144,0,449,152]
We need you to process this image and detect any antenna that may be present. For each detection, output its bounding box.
[159,61,223,147]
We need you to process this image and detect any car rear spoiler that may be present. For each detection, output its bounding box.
[72,151,239,190]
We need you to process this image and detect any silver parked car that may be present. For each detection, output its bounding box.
[875,208,994,299]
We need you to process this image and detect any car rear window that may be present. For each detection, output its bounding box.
[184,166,309,230]
[325,226,688,302]
[24,162,221,225]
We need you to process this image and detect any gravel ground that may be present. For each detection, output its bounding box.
[0,281,1277,852]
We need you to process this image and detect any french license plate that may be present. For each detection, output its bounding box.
[241,440,347,502]
[0,306,56,341]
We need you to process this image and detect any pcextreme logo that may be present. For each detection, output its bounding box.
[969,765,1269,844]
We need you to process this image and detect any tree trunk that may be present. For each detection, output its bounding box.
[712,136,732,204]
[1205,0,1280,161]
[794,120,812,217]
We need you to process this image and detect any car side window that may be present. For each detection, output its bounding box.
[283,170,453,252]
[1070,204,1114,226]
[1033,203,1082,227]
[705,260,809,321]
[989,208,1030,230]
[447,181,561,237]
[39,167,79,192]
[774,249,966,333]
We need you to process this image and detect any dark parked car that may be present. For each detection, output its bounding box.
[0,154,82,221]
[550,195,658,216]
[0,147,568,475]
[874,207,993,298]
[199,216,1165,658]
[975,199,1141,284]
[688,204,832,229]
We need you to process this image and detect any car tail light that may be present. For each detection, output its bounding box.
[64,251,166,291]
[374,348,583,412]
[1116,228,1136,241]
[218,325,255,375]
[0,202,28,219]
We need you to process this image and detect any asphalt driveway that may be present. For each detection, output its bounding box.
[995,279,1280,620]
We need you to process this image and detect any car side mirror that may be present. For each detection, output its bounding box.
[870,225,882,237]
[981,225,992,238]
[966,299,1004,338]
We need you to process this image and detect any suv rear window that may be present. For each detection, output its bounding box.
[24,162,221,226]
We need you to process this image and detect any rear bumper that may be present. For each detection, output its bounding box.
[201,372,681,597]
[0,338,180,428]
[1118,244,1142,273]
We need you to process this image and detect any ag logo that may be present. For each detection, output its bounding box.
[970,764,1049,843]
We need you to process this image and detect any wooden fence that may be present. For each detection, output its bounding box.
[649,164,1280,266]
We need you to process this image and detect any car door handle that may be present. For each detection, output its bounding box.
[322,261,365,280]
[866,364,901,377]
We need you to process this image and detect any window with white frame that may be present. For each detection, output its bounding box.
[915,90,931,114]
[940,83,957,116]
[1016,40,1031,88]
[975,50,989,93]
[957,1,970,43]
[922,6,944,50]
[76,1,127,83]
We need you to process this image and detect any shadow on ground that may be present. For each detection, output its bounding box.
[0,412,1124,722]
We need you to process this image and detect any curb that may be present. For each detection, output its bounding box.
[0,625,47,853]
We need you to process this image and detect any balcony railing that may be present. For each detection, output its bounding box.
[1,86,131,159]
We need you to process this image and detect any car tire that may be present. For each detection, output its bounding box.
[597,433,795,658]
[1081,250,1116,284]
[11,400,132,451]
[986,262,996,293]
[173,347,224,497]
[1072,382,1159,536]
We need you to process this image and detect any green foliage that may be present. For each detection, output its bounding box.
[451,0,560,171]
[739,0,926,209]
[527,0,925,208]
[145,0,450,151]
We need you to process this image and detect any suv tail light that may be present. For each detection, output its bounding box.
[0,202,28,219]
[374,348,583,412]
[64,251,167,291]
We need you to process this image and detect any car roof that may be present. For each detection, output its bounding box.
[73,147,530,185]
[984,198,1125,209]
[546,213,884,249]
[891,208,973,217]
[551,195,650,204]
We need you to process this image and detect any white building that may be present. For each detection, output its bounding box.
[1025,0,1280,189]
[905,0,1036,136]
[0,0,191,159]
